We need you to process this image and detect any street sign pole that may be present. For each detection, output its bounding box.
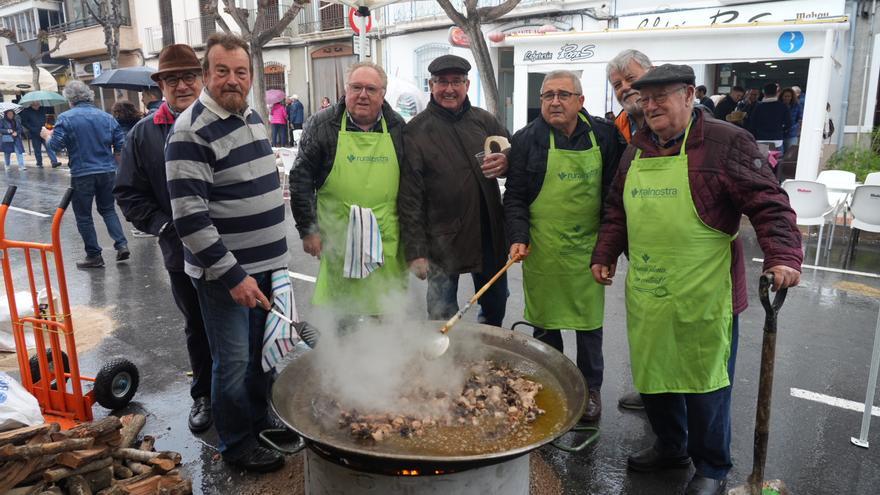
[851,304,880,449]
[359,18,367,61]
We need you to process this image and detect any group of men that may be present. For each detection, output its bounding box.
[55,29,803,494]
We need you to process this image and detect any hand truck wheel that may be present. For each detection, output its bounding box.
[93,358,140,410]
[29,349,70,390]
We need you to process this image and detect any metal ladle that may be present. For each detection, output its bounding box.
[424,254,522,359]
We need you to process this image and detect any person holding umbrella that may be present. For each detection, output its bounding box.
[19,102,61,168]
[0,108,26,171]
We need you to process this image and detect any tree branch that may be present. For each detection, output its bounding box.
[255,0,308,45]
[464,0,478,16]
[82,0,107,28]
[477,0,522,21]
[203,0,233,33]
[221,0,252,36]
[435,0,467,27]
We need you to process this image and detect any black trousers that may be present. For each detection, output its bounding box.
[534,327,603,391]
[168,270,213,399]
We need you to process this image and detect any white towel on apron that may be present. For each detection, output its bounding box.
[343,205,384,279]
[261,269,301,372]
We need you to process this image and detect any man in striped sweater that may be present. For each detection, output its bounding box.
[165,33,288,473]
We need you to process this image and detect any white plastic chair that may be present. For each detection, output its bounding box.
[782,180,837,265]
[292,129,303,148]
[816,170,857,250]
[844,185,880,267]
[865,172,880,186]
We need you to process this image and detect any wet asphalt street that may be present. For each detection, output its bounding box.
[2,162,880,494]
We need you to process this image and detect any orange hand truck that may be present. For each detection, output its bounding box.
[0,185,139,428]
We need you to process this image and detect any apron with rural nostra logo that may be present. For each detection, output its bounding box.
[623,121,735,394]
[523,115,605,331]
[313,112,407,315]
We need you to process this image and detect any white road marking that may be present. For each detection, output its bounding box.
[790,388,880,417]
[9,206,50,218]
[289,271,316,283]
[752,258,879,279]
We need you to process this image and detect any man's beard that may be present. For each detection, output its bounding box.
[622,101,642,118]
[217,89,247,113]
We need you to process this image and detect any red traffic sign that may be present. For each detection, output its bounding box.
[349,7,372,35]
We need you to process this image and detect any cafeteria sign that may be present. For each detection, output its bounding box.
[523,43,596,62]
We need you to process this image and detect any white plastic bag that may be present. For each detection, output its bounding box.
[0,371,43,431]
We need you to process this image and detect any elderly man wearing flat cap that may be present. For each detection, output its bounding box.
[113,44,214,435]
[399,55,510,326]
[590,64,803,495]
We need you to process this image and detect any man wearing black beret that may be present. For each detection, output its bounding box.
[399,54,510,326]
[591,64,803,495]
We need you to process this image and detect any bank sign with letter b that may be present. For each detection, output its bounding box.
[778,31,804,53]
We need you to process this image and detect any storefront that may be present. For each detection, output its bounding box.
[503,14,850,180]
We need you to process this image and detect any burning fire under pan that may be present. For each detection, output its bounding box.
[263,321,596,494]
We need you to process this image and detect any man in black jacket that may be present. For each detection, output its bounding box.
[113,44,213,434]
[399,55,510,326]
[713,86,744,123]
[505,70,624,422]
[747,83,790,149]
[290,62,408,317]
[19,102,61,168]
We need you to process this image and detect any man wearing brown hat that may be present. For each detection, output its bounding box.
[590,64,803,495]
[399,54,510,326]
[113,44,213,435]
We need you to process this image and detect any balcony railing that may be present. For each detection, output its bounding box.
[144,17,216,55]
[47,16,131,34]
[387,0,550,25]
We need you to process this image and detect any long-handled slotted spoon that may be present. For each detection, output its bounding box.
[424,254,522,359]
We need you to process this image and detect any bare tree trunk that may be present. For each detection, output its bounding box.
[250,46,268,126]
[30,61,41,91]
[461,20,499,115]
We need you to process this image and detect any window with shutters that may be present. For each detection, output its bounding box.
[414,43,450,92]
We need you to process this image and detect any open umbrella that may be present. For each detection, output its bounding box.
[18,91,66,106]
[0,102,21,114]
[265,89,286,106]
[91,67,158,91]
[386,77,428,122]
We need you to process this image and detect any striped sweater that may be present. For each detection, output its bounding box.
[165,90,288,289]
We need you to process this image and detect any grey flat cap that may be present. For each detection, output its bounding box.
[631,64,696,90]
[428,55,471,75]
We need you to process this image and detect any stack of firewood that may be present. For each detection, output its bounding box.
[0,414,191,495]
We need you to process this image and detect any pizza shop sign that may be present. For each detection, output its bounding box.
[523,43,596,63]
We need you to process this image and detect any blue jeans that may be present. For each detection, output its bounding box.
[4,150,24,169]
[30,134,58,166]
[271,124,287,147]
[192,271,273,457]
[640,316,739,480]
[426,229,508,326]
[70,172,128,258]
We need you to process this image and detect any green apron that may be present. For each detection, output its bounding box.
[523,115,605,331]
[313,112,407,315]
[623,122,734,394]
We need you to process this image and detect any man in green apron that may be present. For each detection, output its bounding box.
[290,62,408,317]
[590,65,802,495]
[505,70,624,422]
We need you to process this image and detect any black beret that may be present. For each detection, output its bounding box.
[428,55,471,75]
[631,64,696,90]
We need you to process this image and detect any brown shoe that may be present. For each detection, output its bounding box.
[581,389,601,422]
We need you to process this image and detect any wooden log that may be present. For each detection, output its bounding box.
[37,488,63,495]
[66,417,122,440]
[95,485,126,495]
[0,433,53,491]
[158,477,192,495]
[0,437,94,460]
[43,457,113,482]
[82,466,114,492]
[18,454,61,485]
[66,474,93,495]
[147,456,178,474]
[118,414,146,449]
[3,482,46,495]
[125,460,152,475]
[0,423,58,447]
[137,436,155,452]
[113,462,133,479]
[116,470,158,487]
[57,447,111,469]
[118,475,163,495]
[112,448,181,464]
[93,430,123,448]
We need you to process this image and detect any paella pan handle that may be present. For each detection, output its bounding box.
[259,429,306,455]
[550,424,600,453]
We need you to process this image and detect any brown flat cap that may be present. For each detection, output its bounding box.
[151,44,202,81]
[428,55,471,75]
[631,64,696,90]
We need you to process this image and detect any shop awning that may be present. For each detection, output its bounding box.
[0,65,58,94]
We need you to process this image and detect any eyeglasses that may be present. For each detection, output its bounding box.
[636,85,687,108]
[432,78,467,88]
[539,91,581,102]
[162,73,199,87]
[347,84,383,97]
